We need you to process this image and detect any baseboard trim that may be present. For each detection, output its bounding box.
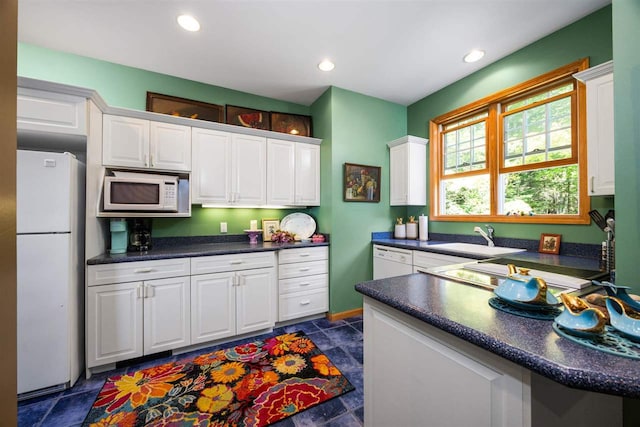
[326,308,363,322]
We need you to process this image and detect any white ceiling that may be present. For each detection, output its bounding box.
[18,0,610,107]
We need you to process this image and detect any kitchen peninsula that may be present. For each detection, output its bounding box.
[355,273,638,427]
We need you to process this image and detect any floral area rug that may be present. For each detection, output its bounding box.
[83,331,354,426]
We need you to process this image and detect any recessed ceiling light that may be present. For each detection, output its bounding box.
[318,60,335,72]
[463,49,485,63]
[177,14,200,32]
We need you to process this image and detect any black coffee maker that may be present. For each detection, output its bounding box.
[128,219,152,252]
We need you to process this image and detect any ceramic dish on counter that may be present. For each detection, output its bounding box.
[493,264,560,310]
[280,213,316,241]
[554,293,607,338]
[606,297,640,342]
[593,280,640,312]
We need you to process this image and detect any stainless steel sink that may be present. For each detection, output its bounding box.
[433,242,526,257]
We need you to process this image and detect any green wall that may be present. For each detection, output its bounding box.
[18,43,309,114]
[613,0,640,288]
[310,87,406,313]
[406,5,614,244]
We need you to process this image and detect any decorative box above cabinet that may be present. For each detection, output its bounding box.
[17,87,87,136]
[388,135,428,206]
[574,61,614,196]
[267,138,320,206]
[103,114,191,172]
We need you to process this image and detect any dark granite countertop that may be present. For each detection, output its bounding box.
[355,274,639,398]
[88,239,329,265]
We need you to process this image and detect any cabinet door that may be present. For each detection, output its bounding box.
[143,277,191,355]
[389,144,408,205]
[103,115,149,168]
[236,267,276,335]
[87,282,143,368]
[586,73,615,195]
[233,134,266,205]
[295,143,320,206]
[191,128,232,204]
[17,87,87,136]
[190,272,236,343]
[267,138,295,205]
[149,121,192,171]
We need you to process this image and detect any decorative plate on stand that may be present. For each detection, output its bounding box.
[280,213,316,241]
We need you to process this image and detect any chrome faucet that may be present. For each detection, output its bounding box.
[474,225,495,247]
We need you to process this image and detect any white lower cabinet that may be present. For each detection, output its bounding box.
[87,276,190,368]
[190,252,276,344]
[278,247,328,321]
[190,267,276,344]
[364,298,528,427]
[412,250,474,273]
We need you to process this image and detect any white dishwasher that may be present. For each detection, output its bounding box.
[373,245,413,279]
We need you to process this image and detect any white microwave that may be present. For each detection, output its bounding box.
[104,171,179,212]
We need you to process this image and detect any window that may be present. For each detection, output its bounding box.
[429,59,590,224]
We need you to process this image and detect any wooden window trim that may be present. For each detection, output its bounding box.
[429,58,590,224]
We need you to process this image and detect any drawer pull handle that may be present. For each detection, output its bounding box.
[299,267,310,272]
[230,260,243,265]
[134,268,153,273]
[299,253,310,257]
[300,282,311,286]
[300,300,311,305]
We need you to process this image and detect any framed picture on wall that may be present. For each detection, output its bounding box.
[146,92,224,123]
[344,163,381,202]
[539,233,561,254]
[226,105,270,130]
[270,112,313,137]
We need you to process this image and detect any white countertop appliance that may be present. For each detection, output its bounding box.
[373,244,413,279]
[17,150,85,398]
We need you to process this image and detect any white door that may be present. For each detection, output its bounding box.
[191,128,232,204]
[143,277,191,354]
[17,150,72,233]
[236,268,275,335]
[103,115,149,168]
[87,282,143,367]
[233,134,266,205]
[267,138,295,205]
[191,272,236,343]
[149,121,192,171]
[295,143,320,206]
[17,233,70,394]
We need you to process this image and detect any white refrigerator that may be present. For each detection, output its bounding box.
[17,150,85,397]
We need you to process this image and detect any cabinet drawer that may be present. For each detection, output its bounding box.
[279,260,327,279]
[413,251,473,269]
[279,274,327,295]
[191,251,275,275]
[87,258,190,286]
[279,288,328,321]
[278,246,328,264]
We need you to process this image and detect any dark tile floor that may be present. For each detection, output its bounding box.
[18,316,364,427]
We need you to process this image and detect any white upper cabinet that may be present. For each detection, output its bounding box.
[17,87,87,136]
[103,114,191,172]
[574,61,614,196]
[388,135,428,205]
[192,128,266,205]
[267,138,320,206]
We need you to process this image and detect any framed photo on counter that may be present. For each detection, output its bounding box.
[262,219,280,242]
[539,233,561,254]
